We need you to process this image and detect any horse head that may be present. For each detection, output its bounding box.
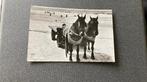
[74,15,87,36]
[87,16,99,36]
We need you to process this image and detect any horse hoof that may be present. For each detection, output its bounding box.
[83,56,87,59]
[70,59,73,62]
[77,58,80,62]
[69,58,73,62]
[91,56,95,60]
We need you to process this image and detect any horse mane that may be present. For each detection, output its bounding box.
[71,19,79,33]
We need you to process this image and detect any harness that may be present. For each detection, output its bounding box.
[69,29,79,36]
[68,29,83,45]
[84,23,98,42]
[63,26,84,45]
[84,33,96,42]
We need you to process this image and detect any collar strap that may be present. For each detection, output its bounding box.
[69,29,79,36]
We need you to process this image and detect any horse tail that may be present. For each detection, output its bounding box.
[65,34,68,57]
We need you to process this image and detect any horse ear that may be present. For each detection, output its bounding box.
[84,15,86,19]
[90,16,92,20]
[77,15,80,18]
[96,16,98,20]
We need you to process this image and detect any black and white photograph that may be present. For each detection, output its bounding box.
[27,6,115,62]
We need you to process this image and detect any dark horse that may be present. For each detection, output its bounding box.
[83,16,99,60]
[64,15,87,62]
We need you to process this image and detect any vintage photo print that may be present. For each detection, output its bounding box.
[27,6,115,62]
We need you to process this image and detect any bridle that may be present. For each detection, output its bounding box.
[83,22,98,41]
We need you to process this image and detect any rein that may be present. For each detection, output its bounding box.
[69,29,80,36]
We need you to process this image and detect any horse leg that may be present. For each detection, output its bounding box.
[88,42,90,50]
[65,35,68,57]
[69,44,73,61]
[83,45,87,59]
[76,45,80,62]
[91,42,95,60]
